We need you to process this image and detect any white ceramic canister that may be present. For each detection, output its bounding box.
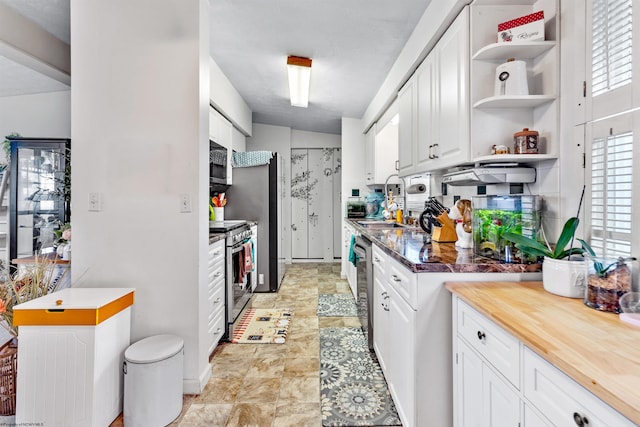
[494,58,529,96]
[542,256,586,298]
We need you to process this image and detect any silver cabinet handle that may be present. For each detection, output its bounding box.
[213,297,221,304]
[214,271,221,278]
[391,275,401,282]
[432,143,439,158]
[214,328,222,336]
[214,250,221,256]
[374,257,381,263]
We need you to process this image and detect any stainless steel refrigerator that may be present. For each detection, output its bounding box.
[225,152,285,292]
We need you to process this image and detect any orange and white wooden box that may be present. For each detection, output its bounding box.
[14,288,135,427]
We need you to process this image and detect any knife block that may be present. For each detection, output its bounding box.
[432,212,458,243]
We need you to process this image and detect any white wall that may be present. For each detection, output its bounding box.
[0,91,71,162]
[71,0,211,394]
[291,129,341,149]
[340,117,366,275]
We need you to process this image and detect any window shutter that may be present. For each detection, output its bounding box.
[591,0,633,96]
[590,131,633,257]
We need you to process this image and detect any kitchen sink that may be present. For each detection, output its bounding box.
[356,221,405,229]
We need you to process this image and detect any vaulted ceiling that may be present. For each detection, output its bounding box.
[0,0,432,134]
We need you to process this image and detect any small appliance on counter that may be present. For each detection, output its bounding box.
[472,195,541,262]
[346,199,366,218]
[364,191,385,219]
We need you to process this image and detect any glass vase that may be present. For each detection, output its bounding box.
[584,255,633,313]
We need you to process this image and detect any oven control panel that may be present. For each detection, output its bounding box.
[229,228,253,245]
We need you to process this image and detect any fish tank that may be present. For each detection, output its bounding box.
[472,195,541,262]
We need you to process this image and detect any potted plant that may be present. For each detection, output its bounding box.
[578,240,636,313]
[503,217,587,298]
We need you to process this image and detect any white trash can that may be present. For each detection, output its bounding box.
[124,334,184,427]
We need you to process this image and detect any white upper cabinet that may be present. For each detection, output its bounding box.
[469,1,559,163]
[398,76,417,176]
[365,106,400,185]
[398,6,470,176]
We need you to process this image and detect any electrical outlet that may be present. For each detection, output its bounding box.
[88,192,101,211]
[259,274,264,285]
[179,193,191,213]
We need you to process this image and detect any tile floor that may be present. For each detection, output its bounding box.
[111,262,359,427]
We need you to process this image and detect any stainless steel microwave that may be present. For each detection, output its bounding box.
[209,140,227,185]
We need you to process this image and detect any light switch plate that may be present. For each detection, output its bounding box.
[88,192,101,211]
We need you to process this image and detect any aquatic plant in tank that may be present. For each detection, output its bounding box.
[472,195,541,262]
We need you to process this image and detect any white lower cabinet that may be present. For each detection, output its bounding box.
[372,243,541,427]
[453,296,636,427]
[372,249,416,426]
[457,338,520,427]
[523,348,635,427]
[208,239,226,354]
[386,283,416,425]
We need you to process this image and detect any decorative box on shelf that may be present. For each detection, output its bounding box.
[498,11,544,43]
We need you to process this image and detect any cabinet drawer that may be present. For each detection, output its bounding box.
[208,241,225,265]
[387,256,417,310]
[208,310,225,355]
[456,299,520,388]
[372,244,387,277]
[208,282,225,321]
[523,347,635,427]
[208,258,225,288]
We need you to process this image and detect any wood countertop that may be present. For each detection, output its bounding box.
[445,281,640,425]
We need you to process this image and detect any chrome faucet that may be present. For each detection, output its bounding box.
[384,173,406,218]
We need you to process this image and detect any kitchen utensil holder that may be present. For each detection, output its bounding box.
[432,212,458,243]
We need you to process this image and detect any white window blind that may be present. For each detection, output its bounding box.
[592,0,633,96]
[590,131,633,257]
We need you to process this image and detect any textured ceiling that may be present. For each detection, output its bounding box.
[0,0,432,134]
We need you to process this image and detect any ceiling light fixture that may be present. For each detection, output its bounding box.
[287,55,312,108]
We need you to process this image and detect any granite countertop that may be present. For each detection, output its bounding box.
[208,233,226,244]
[348,219,541,274]
[446,280,640,425]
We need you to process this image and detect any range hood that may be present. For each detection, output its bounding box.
[441,165,536,186]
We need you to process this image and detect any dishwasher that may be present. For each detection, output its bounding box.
[353,235,374,349]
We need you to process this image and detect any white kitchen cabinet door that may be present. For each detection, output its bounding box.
[456,339,484,427]
[433,6,470,169]
[398,76,417,177]
[483,364,520,427]
[416,52,437,173]
[372,273,390,373]
[387,285,416,427]
[364,126,375,184]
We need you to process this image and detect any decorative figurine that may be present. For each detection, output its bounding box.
[449,199,473,249]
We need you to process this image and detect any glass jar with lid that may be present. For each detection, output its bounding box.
[513,128,539,154]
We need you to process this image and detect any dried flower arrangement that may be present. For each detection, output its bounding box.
[0,255,70,337]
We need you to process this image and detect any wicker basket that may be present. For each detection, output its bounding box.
[0,342,17,416]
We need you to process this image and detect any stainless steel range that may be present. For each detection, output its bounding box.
[209,220,255,339]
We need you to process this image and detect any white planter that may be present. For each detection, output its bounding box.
[542,256,587,298]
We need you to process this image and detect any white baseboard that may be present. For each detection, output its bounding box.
[183,363,212,394]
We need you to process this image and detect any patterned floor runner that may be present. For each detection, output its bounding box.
[231,308,293,344]
[320,327,401,426]
[318,294,358,317]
